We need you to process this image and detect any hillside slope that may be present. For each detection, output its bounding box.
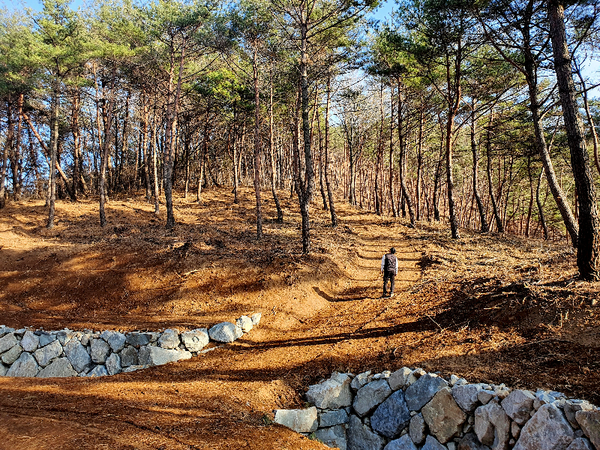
[0,188,598,449]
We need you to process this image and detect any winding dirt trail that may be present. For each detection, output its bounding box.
[0,192,421,450]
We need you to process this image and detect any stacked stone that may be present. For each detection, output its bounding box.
[274,367,600,450]
[0,313,261,378]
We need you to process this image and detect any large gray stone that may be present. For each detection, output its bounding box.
[474,401,511,450]
[566,438,594,450]
[454,384,484,413]
[384,434,418,450]
[405,373,449,411]
[37,332,57,347]
[0,326,14,338]
[274,407,317,433]
[37,358,77,378]
[371,389,411,439]
[102,331,126,353]
[389,367,417,391]
[87,365,108,377]
[458,433,491,450]
[422,435,446,450]
[105,353,121,376]
[6,352,40,377]
[56,329,75,346]
[319,409,349,428]
[306,372,353,409]
[1,344,23,365]
[351,371,372,391]
[514,403,575,450]
[236,316,253,333]
[353,379,392,417]
[208,322,243,343]
[138,346,191,366]
[34,339,63,367]
[422,387,467,444]
[90,338,111,364]
[181,329,209,353]
[502,390,536,425]
[314,425,347,450]
[0,363,6,376]
[576,410,600,449]
[125,332,152,347]
[564,400,595,429]
[347,414,385,450]
[119,347,138,367]
[21,331,40,352]
[158,329,180,349]
[64,339,92,373]
[410,413,427,445]
[0,332,17,354]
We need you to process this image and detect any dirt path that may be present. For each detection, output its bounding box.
[0,192,421,450]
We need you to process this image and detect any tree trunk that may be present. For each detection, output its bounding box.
[99,78,116,228]
[389,87,397,217]
[471,105,489,232]
[324,72,337,227]
[295,16,315,254]
[523,36,578,246]
[548,0,599,279]
[12,93,24,201]
[397,82,415,227]
[47,86,60,229]
[269,68,283,223]
[0,97,13,209]
[253,47,263,239]
[536,168,549,240]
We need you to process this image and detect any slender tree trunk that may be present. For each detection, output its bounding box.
[295,16,315,254]
[151,111,160,214]
[523,43,578,245]
[141,95,151,201]
[324,72,337,227]
[269,67,283,223]
[164,43,188,229]
[536,168,549,239]
[47,86,61,229]
[525,158,535,237]
[0,97,13,209]
[71,90,83,199]
[253,46,263,239]
[471,105,489,232]
[375,82,385,216]
[12,93,24,201]
[486,113,503,232]
[397,82,415,227]
[416,102,424,221]
[548,0,599,279]
[389,87,397,217]
[99,78,116,228]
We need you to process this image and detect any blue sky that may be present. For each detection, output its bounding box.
[6,0,398,20]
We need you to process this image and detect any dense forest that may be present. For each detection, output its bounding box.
[1,0,599,278]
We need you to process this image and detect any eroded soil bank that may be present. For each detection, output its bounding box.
[0,188,598,449]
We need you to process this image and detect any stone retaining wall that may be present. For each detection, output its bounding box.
[275,368,600,450]
[0,313,261,378]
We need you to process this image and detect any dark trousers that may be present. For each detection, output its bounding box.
[383,271,395,296]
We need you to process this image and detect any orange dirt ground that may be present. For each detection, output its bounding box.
[0,187,599,449]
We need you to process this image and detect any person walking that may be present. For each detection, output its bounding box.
[380,247,398,298]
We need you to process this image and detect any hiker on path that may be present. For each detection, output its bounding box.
[381,248,398,298]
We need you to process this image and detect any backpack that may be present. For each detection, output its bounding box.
[384,253,397,273]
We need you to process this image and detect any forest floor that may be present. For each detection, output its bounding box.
[0,187,599,450]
